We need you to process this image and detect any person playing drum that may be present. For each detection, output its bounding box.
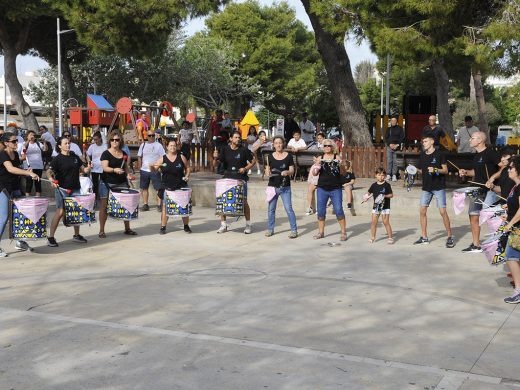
[0,132,40,256]
[500,156,520,303]
[213,130,256,234]
[413,134,455,248]
[47,136,91,247]
[151,137,191,235]
[98,130,136,238]
[264,136,298,238]
[458,131,499,253]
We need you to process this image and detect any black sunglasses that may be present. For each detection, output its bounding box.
[110,138,121,142]
[7,139,18,144]
[147,134,154,137]
[323,144,333,147]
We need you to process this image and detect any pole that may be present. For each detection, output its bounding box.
[267,109,270,138]
[385,54,391,116]
[3,74,7,130]
[57,17,62,136]
[380,75,384,143]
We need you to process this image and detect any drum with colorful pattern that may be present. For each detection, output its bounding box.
[165,188,192,217]
[63,193,96,226]
[10,197,49,240]
[215,179,245,216]
[107,188,140,221]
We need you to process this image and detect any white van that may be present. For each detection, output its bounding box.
[496,125,515,145]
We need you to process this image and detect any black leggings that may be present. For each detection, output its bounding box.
[91,172,101,197]
[25,169,42,194]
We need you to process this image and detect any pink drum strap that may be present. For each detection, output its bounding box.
[452,192,466,215]
[72,193,96,212]
[111,191,140,213]
[216,179,241,198]
[265,186,276,203]
[167,189,191,208]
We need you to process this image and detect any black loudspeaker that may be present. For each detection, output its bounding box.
[403,95,436,115]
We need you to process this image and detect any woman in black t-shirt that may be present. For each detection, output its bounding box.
[501,156,520,304]
[46,136,91,247]
[98,130,136,238]
[151,138,191,235]
[0,132,40,256]
[312,139,347,241]
[264,136,297,238]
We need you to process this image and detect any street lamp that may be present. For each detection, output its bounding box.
[57,18,75,136]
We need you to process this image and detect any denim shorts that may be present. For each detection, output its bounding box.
[505,242,520,260]
[55,188,81,209]
[139,170,162,190]
[420,189,447,208]
[468,190,496,216]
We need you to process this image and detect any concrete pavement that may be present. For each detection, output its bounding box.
[1,201,519,389]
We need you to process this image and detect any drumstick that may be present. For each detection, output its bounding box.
[41,178,72,195]
[485,164,490,180]
[120,155,128,169]
[467,180,508,201]
[361,193,373,204]
[447,160,460,170]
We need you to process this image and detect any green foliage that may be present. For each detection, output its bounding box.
[452,99,501,129]
[488,82,520,125]
[354,60,375,85]
[205,0,322,114]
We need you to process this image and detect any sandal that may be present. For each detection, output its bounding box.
[340,232,347,241]
[124,229,138,236]
[387,237,395,244]
[98,232,106,238]
[313,232,325,239]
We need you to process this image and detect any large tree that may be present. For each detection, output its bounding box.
[300,0,372,146]
[205,1,321,116]
[0,0,228,131]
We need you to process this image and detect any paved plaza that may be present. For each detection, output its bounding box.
[1,186,520,389]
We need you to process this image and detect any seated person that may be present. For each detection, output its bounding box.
[287,130,307,153]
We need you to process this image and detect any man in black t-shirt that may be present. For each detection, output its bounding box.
[413,135,454,247]
[213,130,256,234]
[458,131,500,253]
[421,115,445,148]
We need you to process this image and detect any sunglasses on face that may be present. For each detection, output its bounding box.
[7,139,18,144]
[63,134,71,137]
[147,134,154,137]
[323,144,333,147]
[110,138,121,142]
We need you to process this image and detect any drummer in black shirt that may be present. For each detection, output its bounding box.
[413,135,454,247]
[458,131,500,253]
[485,148,515,203]
[213,130,256,234]
[47,136,91,247]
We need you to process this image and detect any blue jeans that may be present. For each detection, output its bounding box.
[420,189,447,208]
[267,186,297,233]
[316,187,345,220]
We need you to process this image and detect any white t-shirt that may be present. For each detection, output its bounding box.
[138,141,165,172]
[87,143,108,173]
[288,138,307,149]
[41,132,56,150]
[18,142,45,170]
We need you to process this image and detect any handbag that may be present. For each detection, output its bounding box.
[508,228,520,250]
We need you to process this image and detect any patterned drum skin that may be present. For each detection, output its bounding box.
[216,183,245,216]
[165,189,192,217]
[11,202,47,240]
[107,189,139,221]
[63,197,96,226]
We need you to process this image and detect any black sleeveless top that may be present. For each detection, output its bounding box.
[161,154,187,190]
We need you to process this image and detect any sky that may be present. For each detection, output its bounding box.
[1,0,377,76]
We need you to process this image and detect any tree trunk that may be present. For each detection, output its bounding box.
[61,60,77,100]
[473,69,489,136]
[300,0,372,147]
[431,59,453,139]
[3,47,39,132]
[469,72,476,103]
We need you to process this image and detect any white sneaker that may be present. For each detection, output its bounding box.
[15,241,33,252]
[0,248,7,257]
[305,207,314,216]
[248,169,252,175]
[244,225,252,234]
[256,170,261,175]
[385,175,391,181]
[217,224,228,234]
[391,175,397,182]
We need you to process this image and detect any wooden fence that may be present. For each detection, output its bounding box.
[343,146,387,178]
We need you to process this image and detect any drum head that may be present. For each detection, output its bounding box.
[405,165,417,175]
[454,186,482,194]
